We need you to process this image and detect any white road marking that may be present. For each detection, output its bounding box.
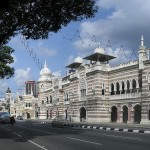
[106,128,111,130]
[13,132,22,137]
[66,136,103,146]
[93,126,97,129]
[144,131,150,134]
[102,133,143,141]
[87,126,91,129]
[123,129,128,132]
[28,140,48,150]
[99,127,103,130]
[133,130,139,133]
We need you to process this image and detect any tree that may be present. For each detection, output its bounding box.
[0,46,14,79]
[0,0,98,46]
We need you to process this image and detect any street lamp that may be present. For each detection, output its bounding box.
[6,87,11,114]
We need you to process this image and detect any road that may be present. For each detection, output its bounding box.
[0,121,150,150]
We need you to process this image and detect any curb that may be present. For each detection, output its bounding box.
[33,121,150,134]
[53,123,150,134]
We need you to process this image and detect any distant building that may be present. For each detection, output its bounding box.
[25,80,37,97]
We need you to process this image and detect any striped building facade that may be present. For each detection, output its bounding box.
[37,36,150,124]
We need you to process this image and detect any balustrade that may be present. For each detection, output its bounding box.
[109,92,140,100]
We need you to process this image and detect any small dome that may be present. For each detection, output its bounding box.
[6,87,11,93]
[38,61,51,82]
[94,46,105,54]
[74,56,83,63]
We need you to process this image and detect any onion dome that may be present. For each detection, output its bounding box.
[94,46,105,54]
[38,61,51,81]
[6,87,11,93]
[74,56,83,63]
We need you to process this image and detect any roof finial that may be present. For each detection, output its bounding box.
[98,42,101,48]
[44,60,47,68]
[141,35,144,46]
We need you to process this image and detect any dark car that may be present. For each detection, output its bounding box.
[16,116,23,120]
[0,112,15,124]
[51,115,70,127]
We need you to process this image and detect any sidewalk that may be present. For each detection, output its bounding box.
[27,119,150,134]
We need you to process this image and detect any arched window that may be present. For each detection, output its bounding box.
[66,93,69,101]
[46,97,49,104]
[132,79,136,93]
[50,96,52,103]
[121,81,125,94]
[116,82,120,95]
[80,78,87,98]
[102,83,105,95]
[42,100,44,105]
[111,83,114,95]
[41,84,44,88]
[127,80,130,93]
[64,92,69,101]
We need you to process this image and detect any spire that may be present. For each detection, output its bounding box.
[141,35,144,46]
[98,42,101,48]
[44,60,47,68]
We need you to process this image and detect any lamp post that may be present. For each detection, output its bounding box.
[6,87,11,114]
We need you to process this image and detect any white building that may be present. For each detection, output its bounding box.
[37,36,150,124]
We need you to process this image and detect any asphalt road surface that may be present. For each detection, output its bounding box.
[0,121,150,150]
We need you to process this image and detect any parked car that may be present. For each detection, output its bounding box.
[0,112,15,125]
[16,116,23,120]
[51,115,70,127]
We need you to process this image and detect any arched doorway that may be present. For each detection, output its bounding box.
[149,110,150,120]
[111,106,117,122]
[134,105,141,124]
[26,112,30,119]
[65,110,68,120]
[50,110,52,119]
[36,112,38,118]
[80,107,86,122]
[123,105,128,123]
[46,110,49,119]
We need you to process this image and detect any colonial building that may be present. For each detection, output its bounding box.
[37,36,150,124]
[7,87,38,119]
[37,61,63,119]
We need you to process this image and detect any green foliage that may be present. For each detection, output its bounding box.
[0,46,15,79]
[0,0,98,45]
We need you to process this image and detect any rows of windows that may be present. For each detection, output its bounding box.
[25,103,32,107]
[40,79,141,104]
[46,96,53,104]
[110,79,140,95]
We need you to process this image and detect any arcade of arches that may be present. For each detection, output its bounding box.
[110,104,142,123]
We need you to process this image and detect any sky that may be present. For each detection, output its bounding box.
[1,0,150,97]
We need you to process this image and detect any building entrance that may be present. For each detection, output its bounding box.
[46,110,48,119]
[123,105,128,123]
[80,107,86,122]
[111,106,117,122]
[134,105,141,124]
[26,112,30,119]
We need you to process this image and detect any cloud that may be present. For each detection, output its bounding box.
[9,54,17,67]
[36,47,57,57]
[14,68,31,87]
[74,0,150,65]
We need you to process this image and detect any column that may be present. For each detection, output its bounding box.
[117,106,121,123]
[127,106,132,123]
